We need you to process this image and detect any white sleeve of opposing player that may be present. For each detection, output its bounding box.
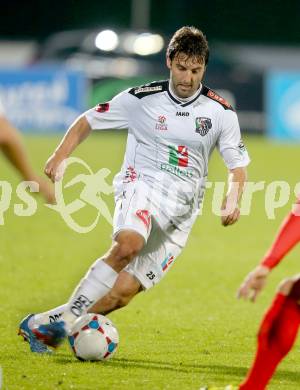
[84,89,130,130]
[217,110,250,169]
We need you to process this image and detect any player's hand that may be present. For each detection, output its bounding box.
[237,265,270,302]
[220,197,240,226]
[44,153,67,183]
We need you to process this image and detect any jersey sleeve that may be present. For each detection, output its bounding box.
[217,109,250,169]
[84,89,130,130]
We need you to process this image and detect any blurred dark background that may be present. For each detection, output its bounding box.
[0,0,300,139]
[1,0,299,43]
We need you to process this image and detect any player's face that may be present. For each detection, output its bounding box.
[167,53,206,98]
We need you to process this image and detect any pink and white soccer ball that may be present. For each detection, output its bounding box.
[68,313,119,361]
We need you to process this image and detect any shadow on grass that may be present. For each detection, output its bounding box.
[52,355,300,383]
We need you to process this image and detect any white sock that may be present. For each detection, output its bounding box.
[28,304,67,329]
[62,259,118,329]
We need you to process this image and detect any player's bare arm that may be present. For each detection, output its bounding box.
[0,116,32,178]
[221,166,247,226]
[237,204,300,302]
[237,264,270,302]
[0,115,55,203]
[44,115,92,182]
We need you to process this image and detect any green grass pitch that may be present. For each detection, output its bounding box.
[0,133,299,389]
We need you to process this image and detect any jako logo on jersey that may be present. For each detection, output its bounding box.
[168,145,188,167]
[195,117,212,136]
[155,115,168,130]
[161,253,175,271]
[95,102,110,113]
[176,111,189,117]
[136,209,151,230]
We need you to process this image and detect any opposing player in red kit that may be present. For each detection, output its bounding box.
[202,200,300,390]
[237,199,300,390]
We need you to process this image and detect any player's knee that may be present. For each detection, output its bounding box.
[114,233,144,262]
[277,278,296,296]
[114,242,138,263]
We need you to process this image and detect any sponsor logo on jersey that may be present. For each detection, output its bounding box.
[169,145,188,167]
[134,86,162,94]
[176,111,190,117]
[155,115,168,130]
[136,209,151,230]
[195,117,212,136]
[159,163,193,178]
[161,253,175,271]
[159,145,193,178]
[207,90,231,109]
[95,102,110,113]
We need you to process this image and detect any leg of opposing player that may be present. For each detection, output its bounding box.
[239,276,300,390]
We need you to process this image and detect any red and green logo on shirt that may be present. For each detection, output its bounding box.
[168,145,189,167]
[158,144,193,178]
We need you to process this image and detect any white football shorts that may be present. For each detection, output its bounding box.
[112,180,198,289]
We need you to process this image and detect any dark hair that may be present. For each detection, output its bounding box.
[167,26,209,65]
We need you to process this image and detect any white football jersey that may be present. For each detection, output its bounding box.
[85,80,250,211]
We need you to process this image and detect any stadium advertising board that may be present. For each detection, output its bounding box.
[0,67,87,132]
[266,72,300,140]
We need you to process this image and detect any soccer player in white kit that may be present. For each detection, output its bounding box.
[19,26,250,352]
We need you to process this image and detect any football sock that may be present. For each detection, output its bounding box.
[239,292,300,390]
[29,304,67,328]
[261,208,300,269]
[62,258,118,329]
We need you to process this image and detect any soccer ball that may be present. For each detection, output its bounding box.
[68,313,119,361]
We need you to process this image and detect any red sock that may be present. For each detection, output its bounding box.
[239,293,300,390]
[262,208,300,269]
